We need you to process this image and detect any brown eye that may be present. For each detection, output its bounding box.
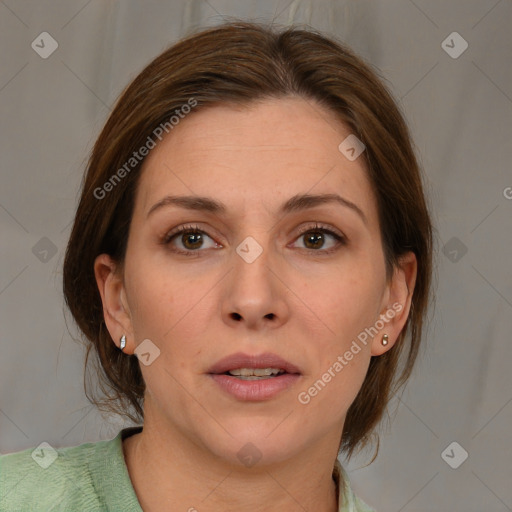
[179,231,204,250]
[292,224,346,253]
[163,224,219,256]
[302,230,327,250]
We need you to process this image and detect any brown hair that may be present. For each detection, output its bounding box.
[63,20,433,461]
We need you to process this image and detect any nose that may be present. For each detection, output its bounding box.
[221,237,290,331]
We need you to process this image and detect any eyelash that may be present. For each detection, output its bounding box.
[161,222,346,257]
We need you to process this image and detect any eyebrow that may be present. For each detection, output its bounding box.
[146,193,367,225]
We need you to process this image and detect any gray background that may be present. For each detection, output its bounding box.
[1,1,511,511]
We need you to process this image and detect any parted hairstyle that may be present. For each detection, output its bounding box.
[63,20,433,461]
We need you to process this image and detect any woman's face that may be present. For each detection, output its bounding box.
[96,96,415,466]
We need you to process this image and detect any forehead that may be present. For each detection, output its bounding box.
[134,97,377,223]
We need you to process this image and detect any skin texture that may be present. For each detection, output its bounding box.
[94,96,417,512]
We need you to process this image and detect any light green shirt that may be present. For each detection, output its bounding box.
[1,426,375,511]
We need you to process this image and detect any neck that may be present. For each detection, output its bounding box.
[123,420,340,512]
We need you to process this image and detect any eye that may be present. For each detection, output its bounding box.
[162,222,346,257]
[291,223,346,253]
[162,224,220,256]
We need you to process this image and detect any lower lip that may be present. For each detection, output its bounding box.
[209,373,301,401]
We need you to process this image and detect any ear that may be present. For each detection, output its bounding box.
[371,251,417,356]
[94,253,134,353]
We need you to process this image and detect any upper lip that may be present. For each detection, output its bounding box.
[208,352,302,375]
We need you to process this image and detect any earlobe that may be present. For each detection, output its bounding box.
[94,254,133,350]
[371,252,417,356]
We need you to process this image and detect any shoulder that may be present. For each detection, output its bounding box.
[0,430,140,512]
[1,438,106,511]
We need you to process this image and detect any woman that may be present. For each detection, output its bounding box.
[0,20,432,511]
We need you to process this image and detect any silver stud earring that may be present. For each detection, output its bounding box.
[119,335,126,351]
[382,334,389,346]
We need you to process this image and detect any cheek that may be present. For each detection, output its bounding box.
[124,265,166,336]
[294,260,383,413]
[123,247,197,344]
[301,263,384,343]
[304,260,384,414]
[297,345,371,432]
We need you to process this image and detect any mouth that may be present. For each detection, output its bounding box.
[207,352,301,401]
[208,352,302,377]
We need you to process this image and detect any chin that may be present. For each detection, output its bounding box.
[201,421,307,468]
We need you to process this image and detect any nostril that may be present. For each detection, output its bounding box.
[230,312,242,321]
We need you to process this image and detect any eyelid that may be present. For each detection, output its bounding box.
[295,222,345,240]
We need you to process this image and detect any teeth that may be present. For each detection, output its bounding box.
[228,368,284,377]
[234,375,277,380]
